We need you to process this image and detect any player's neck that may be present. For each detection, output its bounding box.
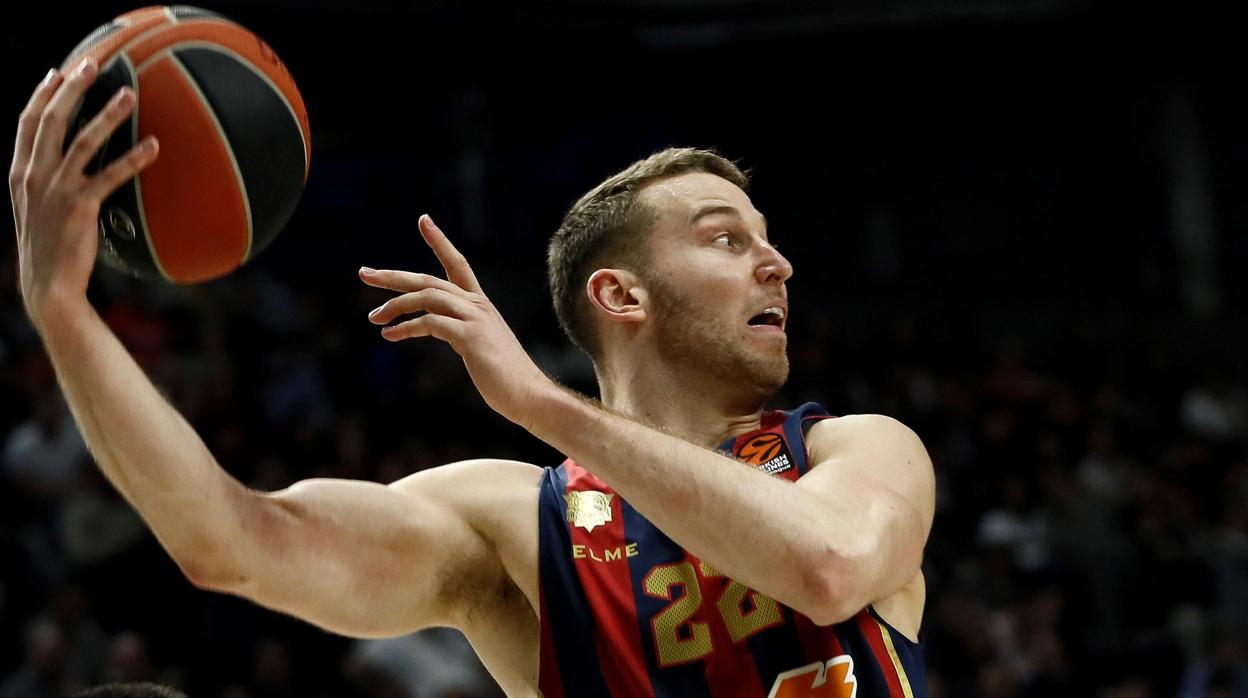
[598,363,764,450]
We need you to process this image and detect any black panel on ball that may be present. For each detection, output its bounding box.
[174,47,307,261]
[170,6,226,21]
[64,57,165,281]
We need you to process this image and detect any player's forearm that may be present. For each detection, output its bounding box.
[32,295,251,579]
[529,386,875,620]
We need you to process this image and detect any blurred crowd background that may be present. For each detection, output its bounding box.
[3,0,1247,696]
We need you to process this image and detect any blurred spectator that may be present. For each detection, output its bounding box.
[73,683,187,698]
[346,629,504,698]
[49,587,109,691]
[104,632,155,685]
[236,637,294,698]
[0,619,66,698]
[1,391,87,504]
[1180,381,1247,440]
[976,474,1050,574]
[0,581,18,676]
[58,470,147,572]
[1178,627,1248,698]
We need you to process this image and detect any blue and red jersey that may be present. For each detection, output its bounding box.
[537,402,925,697]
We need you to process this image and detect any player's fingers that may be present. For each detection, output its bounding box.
[358,267,466,296]
[418,214,483,294]
[30,60,100,172]
[11,69,64,195]
[368,287,475,326]
[60,86,137,178]
[84,136,158,201]
[379,314,464,344]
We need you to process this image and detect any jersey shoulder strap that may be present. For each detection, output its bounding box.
[719,401,833,479]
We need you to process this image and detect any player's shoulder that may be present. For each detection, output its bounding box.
[389,458,544,503]
[804,413,930,467]
[803,413,936,534]
[806,412,921,442]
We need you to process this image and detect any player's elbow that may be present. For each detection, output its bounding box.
[160,521,253,593]
[802,499,924,627]
[802,594,859,628]
[170,490,268,594]
[177,552,250,593]
[799,539,878,627]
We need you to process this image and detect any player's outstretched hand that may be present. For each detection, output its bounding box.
[8,62,159,329]
[359,214,554,429]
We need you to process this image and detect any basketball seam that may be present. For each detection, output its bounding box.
[134,36,308,180]
[163,52,256,263]
[96,16,177,76]
[118,51,173,283]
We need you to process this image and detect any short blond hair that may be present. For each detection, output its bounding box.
[546,147,749,358]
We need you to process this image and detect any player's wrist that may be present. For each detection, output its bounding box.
[522,379,586,440]
[26,283,94,343]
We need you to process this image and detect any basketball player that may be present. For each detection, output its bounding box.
[11,64,934,696]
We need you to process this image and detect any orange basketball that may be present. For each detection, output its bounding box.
[62,6,311,284]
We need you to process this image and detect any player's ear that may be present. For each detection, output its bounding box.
[586,268,647,326]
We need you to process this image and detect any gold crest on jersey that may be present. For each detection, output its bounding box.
[565,491,614,532]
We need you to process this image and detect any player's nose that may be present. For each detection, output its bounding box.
[755,243,793,285]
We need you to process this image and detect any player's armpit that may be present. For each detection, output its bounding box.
[196,458,542,639]
[795,414,935,626]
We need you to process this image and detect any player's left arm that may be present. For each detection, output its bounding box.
[362,216,933,626]
[523,396,935,626]
[793,414,935,620]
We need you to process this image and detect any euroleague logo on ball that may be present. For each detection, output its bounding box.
[737,433,793,475]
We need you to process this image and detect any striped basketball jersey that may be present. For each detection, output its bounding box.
[537,402,925,697]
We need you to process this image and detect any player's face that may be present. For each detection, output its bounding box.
[639,172,793,397]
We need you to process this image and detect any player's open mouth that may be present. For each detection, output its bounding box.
[747,306,786,331]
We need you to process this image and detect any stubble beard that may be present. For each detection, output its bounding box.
[647,274,789,400]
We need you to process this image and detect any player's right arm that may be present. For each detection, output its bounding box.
[32,286,528,638]
[10,65,536,640]
[31,287,537,639]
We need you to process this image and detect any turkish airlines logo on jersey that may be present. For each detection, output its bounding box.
[768,655,858,698]
[737,432,793,475]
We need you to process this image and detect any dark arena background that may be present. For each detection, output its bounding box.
[2,1,1247,696]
